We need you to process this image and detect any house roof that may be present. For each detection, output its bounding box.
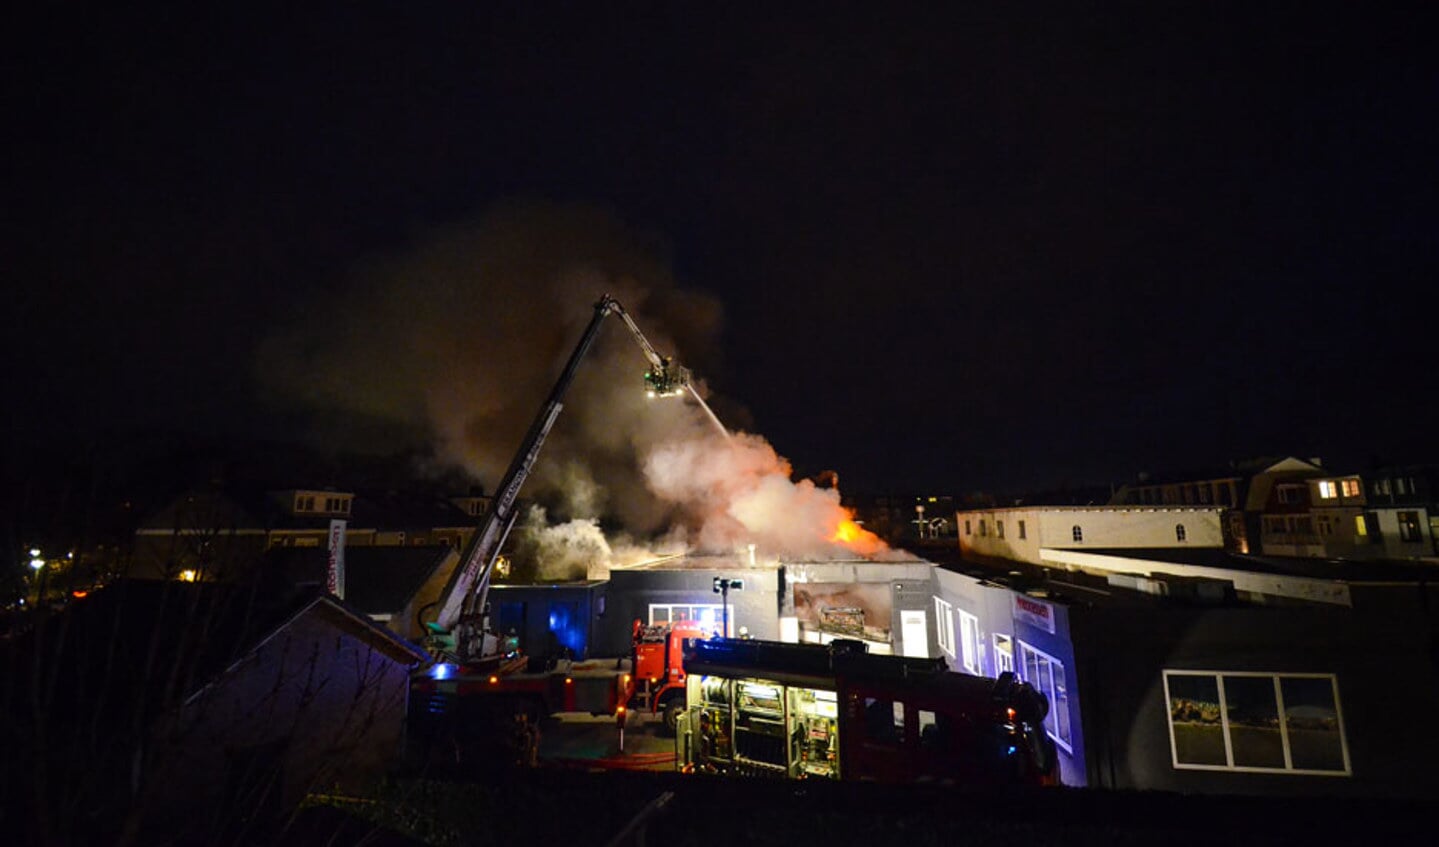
[264,545,456,618]
[3,580,426,734]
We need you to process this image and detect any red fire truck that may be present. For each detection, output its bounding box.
[632,619,708,733]
[676,637,1059,786]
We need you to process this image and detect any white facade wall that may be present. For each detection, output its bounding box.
[1372,507,1439,560]
[958,506,1227,564]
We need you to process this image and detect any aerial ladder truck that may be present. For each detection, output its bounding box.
[422,293,724,665]
[407,295,725,769]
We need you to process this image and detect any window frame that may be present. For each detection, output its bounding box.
[957,609,981,675]
[934,597,956,659]
[1071,525,1083,543]
[649,603,734,636]
[1017,640,1072,752]
[1161,669,1351,777]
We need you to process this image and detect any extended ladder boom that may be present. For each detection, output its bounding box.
[433,295,620,633]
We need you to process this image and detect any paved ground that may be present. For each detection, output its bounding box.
[537,708,678,771]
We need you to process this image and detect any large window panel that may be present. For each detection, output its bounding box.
[1163,671,1350,776]
[1223,675,1285,769]
[1281,677,1347,772]
[1165,673,1228,766]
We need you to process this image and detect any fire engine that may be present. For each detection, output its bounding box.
[675,637,1059,786]
[632,619,708,732]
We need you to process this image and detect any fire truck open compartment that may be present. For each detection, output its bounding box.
[676,637,1058,786]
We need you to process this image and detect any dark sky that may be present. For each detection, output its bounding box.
[11,3,1438,496]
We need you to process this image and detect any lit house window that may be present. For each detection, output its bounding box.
[1175,524,1187,542]
[1018,642,1071,751]
[1163,670,1350,775]
[1071,525,1083,543]
[934,597,956,658]
[1397,511,1422,542]
[1340,479,1360,498]
[1317,481,1338,499]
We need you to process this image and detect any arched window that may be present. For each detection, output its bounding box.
[1071,525,1083,543]
[1176,523,1187,542]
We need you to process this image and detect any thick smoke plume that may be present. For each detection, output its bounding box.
[259,201,888,575]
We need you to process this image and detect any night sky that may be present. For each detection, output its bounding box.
[11,4,1438,496]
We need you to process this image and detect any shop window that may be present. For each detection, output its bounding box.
[992,634,1014,675]
[1163,670,1350,775]
[1018,642,1071,751]
[650,603,732,637]
[934,598,956,659]
[958,610,980,675]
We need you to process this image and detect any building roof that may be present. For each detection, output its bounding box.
[264,545,456,618]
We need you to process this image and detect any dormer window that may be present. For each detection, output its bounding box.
[295,495,316,512]
[1340,479,1360,498]
[1317,481,1338,499]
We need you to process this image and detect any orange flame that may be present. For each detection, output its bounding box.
[832,519,865,544]
[830,513,886,556]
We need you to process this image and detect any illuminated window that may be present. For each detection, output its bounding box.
[1175,524,1187,542]
[1397,511,1422,542]
[178,569,198,582]
[1353,515,1368,537]
[1018,641,1071,751]
[1071,525,1083,543]
[1340,479,1360,498]
[1317,481,1338,499]
[650,603,734,637]
[1163,670,1349,775]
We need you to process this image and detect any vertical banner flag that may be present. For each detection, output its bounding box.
[327,519,347,600]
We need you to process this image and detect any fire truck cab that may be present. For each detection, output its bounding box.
[631,618,708,732]
[676,637,1058,786]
